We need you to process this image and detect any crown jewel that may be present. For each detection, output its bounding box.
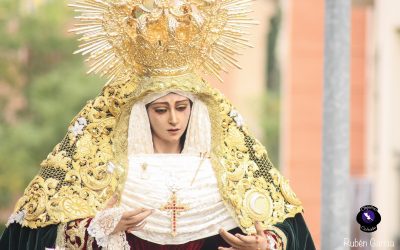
[70,0,255,83]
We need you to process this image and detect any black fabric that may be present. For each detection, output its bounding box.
[0,223,57,250]
[274,213,316,250]
[201,227,242,250]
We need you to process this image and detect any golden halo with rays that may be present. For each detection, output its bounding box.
[69,0,256,84]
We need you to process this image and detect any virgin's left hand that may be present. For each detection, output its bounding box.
[218,221,270,250]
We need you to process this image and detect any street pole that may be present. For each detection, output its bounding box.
[322,0,351,249]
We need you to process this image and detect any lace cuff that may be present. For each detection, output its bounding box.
[265,228,286,250]
[87,207,129,249]
[265,232,278,250]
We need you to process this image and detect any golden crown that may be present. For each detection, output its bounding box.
[70,0,255,83]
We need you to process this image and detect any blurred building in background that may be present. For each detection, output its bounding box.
[280,0,400,248]
[368,0,400,248]
[218,0,400,247]
[212,0,277,139]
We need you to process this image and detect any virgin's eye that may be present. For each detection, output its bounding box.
[176,105,187,111]
[155,108,167,114]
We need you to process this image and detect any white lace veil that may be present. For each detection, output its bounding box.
[127,90,211,155]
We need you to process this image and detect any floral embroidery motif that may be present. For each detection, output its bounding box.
[6,210,25,226]
[107,162,124,175]
[107,162,117,174]
[229,109,244,128]
[69,117,88,136]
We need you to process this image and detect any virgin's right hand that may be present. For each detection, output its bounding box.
[112,208,153,234]
[105,195,153,234]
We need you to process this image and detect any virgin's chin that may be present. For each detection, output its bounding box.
[163,135,182,142]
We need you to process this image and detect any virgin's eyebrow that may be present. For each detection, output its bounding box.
[150,101,169,106]
[150,99,189,106]
[175,100,190,104]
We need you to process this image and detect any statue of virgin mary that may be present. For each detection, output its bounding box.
[0,0,315,249]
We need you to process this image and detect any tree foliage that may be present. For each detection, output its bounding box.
[0,0,103,216]
[260,91,280,167]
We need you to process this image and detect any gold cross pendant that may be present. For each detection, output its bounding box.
[160,191,189,237]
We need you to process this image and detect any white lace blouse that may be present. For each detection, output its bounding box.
[119,154,238,245]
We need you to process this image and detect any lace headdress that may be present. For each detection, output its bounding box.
[127,90,211,155]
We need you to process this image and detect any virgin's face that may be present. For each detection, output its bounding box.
[146,93,191,145]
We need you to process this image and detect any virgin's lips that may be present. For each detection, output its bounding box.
[168,128,180,132]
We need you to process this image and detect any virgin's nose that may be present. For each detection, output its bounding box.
[169,110,178,125]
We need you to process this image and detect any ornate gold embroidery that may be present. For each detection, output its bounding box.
[40,149,71,171]
[269,168,302,206]
[267,225,288,250]
[243,189,273,222]
[86,234,95,250]
[65,218,91,249]
[252,141,265,159]
[56,223,67,248]
[13,74,303,233]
